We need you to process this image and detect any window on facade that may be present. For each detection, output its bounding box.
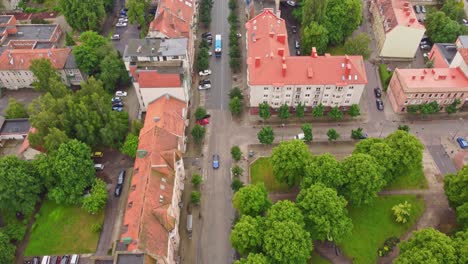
[306,87,311,90]
[434,94,438,98]
[313,101,318,105]
[263,94,268,97]
[274,102,279,106]
[316,87,320,92]
[287,87,291,90]
[347,94,352,97]
[324,94,329,97]
[315,95,319,98]
[323,100,328,104]
[421,94,425,98]
[264,87,268,90]
[286,94,291,97]
[337,87,343,91]
[404,100,408,104]
[275,96,279,99]
[263,100,268,103]
[414,94,418,98]
[345,100,349,103]
[429,94,432,97]
[297,87,301,92]
[461,93,465,97]
[326,87,330,90]
[305,94,310,97]
[276,87,280,91]
[349,86,354,89]
[295,95,300,99]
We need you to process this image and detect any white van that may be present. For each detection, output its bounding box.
[294,133,305,140]
[94,164,104,171]
[70,255,79,264]
[41,256,50,264]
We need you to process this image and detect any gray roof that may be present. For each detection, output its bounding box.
[7,24,59,41]
[34,42,55,49]
[0,118,30,135]
[458,35,468,48]
[116,253,144,264]
[435,43,458,65]
[64,52,78,69]
[124,38,188,57]
[0,16,11,24]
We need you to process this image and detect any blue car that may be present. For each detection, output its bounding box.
[212,154,219,169]
[457,137,468,149]
[112,106,123,112]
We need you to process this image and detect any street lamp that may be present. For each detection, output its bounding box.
[452,118,464,140]
[281,123,285,142]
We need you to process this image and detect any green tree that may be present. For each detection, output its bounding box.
[130,119,143,135]
[73,31,110,75]
[341,154,385,206]
[197,47,210,71]
[295,103,305,118]
[0,232,15,264]
[312,103,324,117]
[59,0,105,31]
[367,142,399,184]
[231,146,242,161]
[302,0,329,25]
[191,174,203,188]
[195,107,207,120]
[258,102,271,121]
[453,229,468,264]
[230,215,264,255]
[231,178,244,192]
[350,127,364,140]
[82,178,108,214]
[229,96,243,116]
[229,87,244,100]
[323,0,363,45]
[444,166,468,208]
[398,124,410,132]
[392,201,412,224]
[5,98,28,119]
[265,200,304,227]
[232,184,271,216]
[30,58,61,93]
[234,253,268,264]
[232,165,244,177]
[328,106,343,121]
[65,32,76,46]
[302,153,344,190]
[47,140,96,205]
[353,138,383,153]
[271,140,311,187]
[407,105,420,114]
[3,222,26,242]
[327,128,340,141]
[347,104,360,117]
[257,126,275,145]
[425,11,461,43]
[385,130,424,175]
[425,59,435,69]
[191,191,201,205]
[297,183,353,242]
[191,124,206,144]
[126,0,147,27]
[420,101,440,115]
[0,156,41,215]
[446,99,461,114]
[98,51,129,92]
[263,221,312,264]
[302,22,329,54]
[343,33,371,59]
[278,104,290,120]
[395,228,457,264]
[43,127,70,153]
[121,133,139,158]
[441,0,465,22]
[301,124,313,143]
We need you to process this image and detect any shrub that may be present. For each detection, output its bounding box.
[191,174,203,188]
[191,191,201,205]
[392,201,412,224]
[3,223,27,242]
[231,146,242,161]
[231,178,244,192]
[379,64,393,91]
[377,236,400,257]
[231,165,244,177]
[91,223,103,233]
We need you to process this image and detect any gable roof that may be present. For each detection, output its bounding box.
[395,67,468,92]
[0,48,71,70]
[136,70,182,88]
[375,0,424,33]
[149,0,194,38]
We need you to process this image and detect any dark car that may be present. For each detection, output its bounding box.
[212,154,220,169]
[376,99,384,111]
[202,32,212,38]
[199,79,211,85]
[112,106,123,112]
[112,97,122,103]
[114,184,122,197]
[374,87,382,98]
[457,137,468,149]
[60,256,69,264]
[117,170,126,185]
[291,25,297,33]
[112,102,124,107]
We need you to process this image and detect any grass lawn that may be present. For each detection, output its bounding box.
[385,165,428,190]
[339,195,425,264]
[250,157,290,192]
[326,45,346,55]
[25,199,104,256]
[309,251,331,264]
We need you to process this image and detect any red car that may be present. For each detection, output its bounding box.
[196,118,210,125]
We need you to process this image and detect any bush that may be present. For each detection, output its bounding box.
[231,165,244,177]
[379,64,393,91]
[191,191,201,205]
[231,146,242,161]
[191,174,203,188]
[91,223,103,233]
[392,201,412,224]
[231,178,244,192]
[3,223,27,242]
[377,237,400,257]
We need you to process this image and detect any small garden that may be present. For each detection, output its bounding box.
[378,64,393,91]
[25,199,104,256]
[250,157,290,193]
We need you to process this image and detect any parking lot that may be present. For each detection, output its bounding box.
[279,2,301,56]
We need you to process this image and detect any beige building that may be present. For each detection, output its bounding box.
[0,48,84,89]
[370,0,425,60]
[246,9,367,113]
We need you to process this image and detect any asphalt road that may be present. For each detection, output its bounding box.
[427,145,458,175]
[197,0,236,263]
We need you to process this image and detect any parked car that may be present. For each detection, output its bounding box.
[286,0,296,6]
[236,32,242,38]
[374,87,382,98]
[91,151,104,158]
[112,102,124,107]
[112,97,122,103]
[198,79,212,90]
[70,255,79,264]
[114,184,122,197]
[457,137,468,149]
[212,154,220,169]
[112,106,124,112]
[196,118,210,126]
[294,133,305,140]
[296,50,301,56]
[118,17,128,23]
[421,5,426,13]
[359,133,369,139]
[117,170,126,185]
[116,22,127,27]
[463,19,468,26]
[202,32,212,38]
[420,44,431,50]
[199,69,212,76]
[115,91,127,97]
[94,164,105,171]
[414,5,421,14]
[60,256,69,264]
[291,25,297,33]
[376,99,384,111]
[295,39,300,49]
[110,34,120,40]
[208,51,213,56]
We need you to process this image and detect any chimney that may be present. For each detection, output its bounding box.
[420,75,425,80]
[277,34,286,44]
[409,18,415,24]
[403,7,409,12]
[403,2,409,7]
[154,116,161,123]
[255,57,261,67]
[277,48,284,56]
[405,11,410,16]
[307,67,313,78]
[311,47,317,58]
[345,63,351,76]
[412,76,416,80]
[282,63,287,76]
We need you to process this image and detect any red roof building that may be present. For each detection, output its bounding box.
[120,94,187,263]
[148,0,194,39]
[245,9,367,111]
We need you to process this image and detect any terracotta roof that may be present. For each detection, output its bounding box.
[0,48,71,70]
[429,44,457,68]
[246,9,367,86]
[395,67,468,92]
[121,95,186,259]
[375,0,424,32]
[149,0,194,38]
[136,70,181,88]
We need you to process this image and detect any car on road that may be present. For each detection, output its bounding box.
[420,44,431,50]
[110,34,120,40]
[291,25,297,33]
[212,154,220,169]
[114,184,122,197]
[198,79,212,90]
[359,133,368,139]
[376,99,384,111]
[112,101,124,107]
[295,39,300,49]
[286,1,296,6]
[60,256,69,264]
[374,87,382,98]
[457,137,468,149]
[294,133,305,140]
[112,96,122,103]
[115,91,127,97]
[117,170,126,185]
[202,32,212,38]
[118,17,128,23]
[199,69,212,76]
[236,32,242,38]
[116,22,127,27]
[421,5,426,13]
[296,50,301,56]
[91,151,104,158]
[414,5,421,13]
[112,106,123,112]
[208,51,212,56]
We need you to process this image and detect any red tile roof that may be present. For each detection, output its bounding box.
[245,9,367,86]
[0,48,71,70]
[136,70,182,88]
[429,45,451,68]
[149,0,194,38]
[121,95,186,259]
[395,67,468,92]
[375,0,424,32]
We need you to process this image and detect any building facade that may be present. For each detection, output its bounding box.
[246,9,367,112]
[370,0,425,60]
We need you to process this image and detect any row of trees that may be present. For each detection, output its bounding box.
[59,0,112,31]
[200,0,213,26]
[228,0,241,72]
[407,99,461,115]
[229,87,244,116]
[126,0,152,37]
[258,103,360,122]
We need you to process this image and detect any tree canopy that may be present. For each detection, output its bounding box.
[5,97,28,119]
[385,130,424,175]
[271,140,312,187]
[30,58,61,93]
[278,104,290,120]
[259,102,271,121]
[230,215,264,255]
[82,178,108,214]
[297,183,353,242]
[257,126,275,145]
[265,200,304,227]
[234,253,268,264]
[121,133,139,158]
[73,31,111,75]
[302,22,329,54]
[301,124,313,143]
[425,11,461,43]
[327,128,340,141]
[444,166,468,226]
[302,153,344,190]
[59,0,105,31]
[233,184,271,216]
[0,232,15,264]
[344,33,371,60]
